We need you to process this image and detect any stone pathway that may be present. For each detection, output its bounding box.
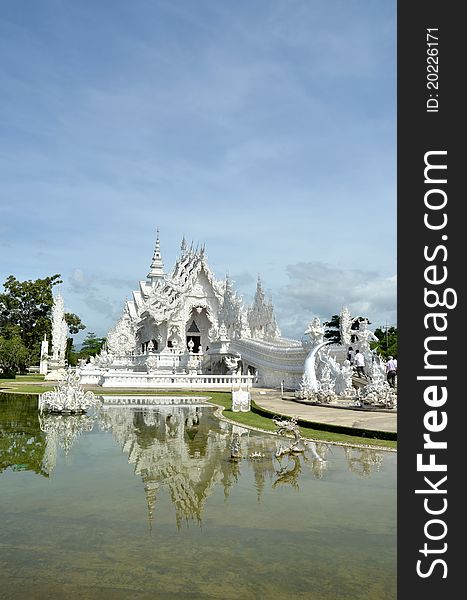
[251,388,397,434]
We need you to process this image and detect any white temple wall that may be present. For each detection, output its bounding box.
[254,366,302,389]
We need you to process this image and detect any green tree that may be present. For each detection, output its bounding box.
[324,314,371,344]
[64,312,86,335]
[0,336,31,376]
[78,332,106,360]
[0,274,85,363]
[64,312,86,366]
[323,315,340,343]
[371,326,398,360]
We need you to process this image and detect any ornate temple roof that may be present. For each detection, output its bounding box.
[112,231,282,346]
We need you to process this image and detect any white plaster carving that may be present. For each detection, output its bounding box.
[50,294,68,365]
[106,308,137,355]
[40,334,49,375]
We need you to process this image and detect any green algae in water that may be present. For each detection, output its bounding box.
[0,394,396,599]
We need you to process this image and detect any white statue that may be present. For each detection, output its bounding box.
[354,320,378,353]
[334,359,354,396]
[304,317,325,347]
[339,306,355,346]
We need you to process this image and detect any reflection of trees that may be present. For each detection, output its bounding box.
[0,393,48,477]
[344,447,385,477]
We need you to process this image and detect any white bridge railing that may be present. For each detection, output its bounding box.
[79,369,255,389]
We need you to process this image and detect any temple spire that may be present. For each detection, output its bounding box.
[147,228,165,283]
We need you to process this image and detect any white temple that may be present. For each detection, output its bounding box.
[76,230,396,407]
[79,232,310,389]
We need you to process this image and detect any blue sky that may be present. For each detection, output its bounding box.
[0,0,396,343]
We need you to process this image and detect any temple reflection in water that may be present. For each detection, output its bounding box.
[1,394,391,528]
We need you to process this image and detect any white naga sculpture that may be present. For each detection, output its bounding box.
[273,415,322,459]
[299,317,331,395]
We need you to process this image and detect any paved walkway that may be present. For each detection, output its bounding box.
[251,388,397,434]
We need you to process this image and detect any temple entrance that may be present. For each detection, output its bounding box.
[186,335,201,353]
[186,320,201,353]
[185,309,212,354]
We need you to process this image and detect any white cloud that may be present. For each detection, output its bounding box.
[68,268,123,322]
[277,261,396,339]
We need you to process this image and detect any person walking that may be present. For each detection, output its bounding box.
[347,346,354,364]
[386,356,397,388]
[354,349,365,378]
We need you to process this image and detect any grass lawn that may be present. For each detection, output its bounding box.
[0,374,45,382]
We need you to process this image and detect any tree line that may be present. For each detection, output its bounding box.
[0,274,105,376]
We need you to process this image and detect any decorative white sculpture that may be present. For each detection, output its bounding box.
[51,294,68,364]
[356,381,397,409]
[146,355,159,374]
[273,415,307,456]
[231,389,251,412]
[39,368,101,414]
[247,276,281,341]
[339,306,355,346]
[304,316,325,347]
[217,322,228,340]
[354,319,379,353]
[301,340,332,395]
[39,334,49,375]
[334,359,354,395]
[106,307,136,356]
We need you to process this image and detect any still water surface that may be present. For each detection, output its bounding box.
[0,394,396,599]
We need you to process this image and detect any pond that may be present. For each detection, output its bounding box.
[0,393,396,599]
